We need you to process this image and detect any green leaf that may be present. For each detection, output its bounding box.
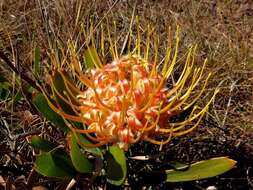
[69,133,94,173]
[12,89,22,105]
[0,75,7,83]
[165,157,236,182]
[168,161,189,171]
[32,93,69,132]
[26,85,34,94]
[84,46,101,69]
[105,145,127,186]
[30,136,58,152]
[35,148,75,178]
[53,148,76,174]
[0,81,10,100]
[34,47,40,76]
[0,76,11,100]
[74,133,103,157]
[51,71,78,115]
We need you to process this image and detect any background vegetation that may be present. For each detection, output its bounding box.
[0,0,253,189]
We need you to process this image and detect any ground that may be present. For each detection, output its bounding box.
[0,0,253,189]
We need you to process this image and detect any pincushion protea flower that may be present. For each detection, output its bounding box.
[40,25,218,150]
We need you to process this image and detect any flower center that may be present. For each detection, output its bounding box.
[77,55,168,149]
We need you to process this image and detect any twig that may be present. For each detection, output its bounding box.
[5,177,14,190]
[221,80,237,128]
[77,0,120,53]
[246,167,253,188]
[65,178,76,190]
[16,130,41,139]
[120,1,137,56]
[0,51,41,92]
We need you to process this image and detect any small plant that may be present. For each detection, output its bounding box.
[31,21,236,187]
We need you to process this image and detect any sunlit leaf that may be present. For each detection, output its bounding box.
[69,133,94,173]
[84,46,101,69]
[165,157,236,182]
[30,136,57,152]
[32,93,69,132]
[35,148,75,178]
[74,133,103,157]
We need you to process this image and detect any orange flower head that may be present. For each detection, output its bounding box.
[77,55,171,149]
[41,25,219,150]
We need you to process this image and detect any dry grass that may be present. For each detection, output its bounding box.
[0,0,253,189]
